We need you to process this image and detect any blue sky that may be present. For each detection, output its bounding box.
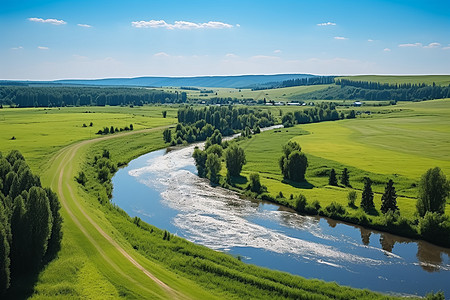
[1,0,449,80]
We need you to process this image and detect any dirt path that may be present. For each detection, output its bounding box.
[52,127,184,299]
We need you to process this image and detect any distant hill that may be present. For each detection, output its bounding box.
[52,74,316,88]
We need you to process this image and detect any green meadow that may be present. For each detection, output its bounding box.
[164,84,330,102]
[0,106,178,173]
[1,105,401,299]
[236,99,450,223]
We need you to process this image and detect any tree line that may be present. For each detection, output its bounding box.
[0,86,187,107]
[165,106,274,145]
[332,80,450,101]
[252,76,335,90]
[281,102,352,128]
[0,150,62,294]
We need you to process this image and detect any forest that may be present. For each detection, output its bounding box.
[0,86,187,107]
[0,150,62,295]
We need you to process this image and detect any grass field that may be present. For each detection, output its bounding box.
[337,75,450,86]
[1,105,400,299]
[0,106,178,173]
[163,84,331,102]
[236,99,450,221]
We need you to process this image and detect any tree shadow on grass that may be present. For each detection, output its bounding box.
[230,175,248,186]
[282,179,314,189]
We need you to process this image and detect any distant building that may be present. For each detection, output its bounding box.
[287,102,301,106]
[353,101,362,107]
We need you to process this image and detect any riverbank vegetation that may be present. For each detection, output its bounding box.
[222,99,450,248]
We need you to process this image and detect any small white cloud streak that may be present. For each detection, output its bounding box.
[37,46,49,50]
[399,42,442,49]
[334,36,348,40]
[423,42,441,49]
[383,48,391,52]
[132,20,233,30]
[28,17,66,25]
[225,53,238,58]
[11,46,23,50]
[317,22,336,26]
[399,42,422,48]
[368,39,374,42]
[154,52,170,57]
[77,24,92,28]
[273,49,282,54]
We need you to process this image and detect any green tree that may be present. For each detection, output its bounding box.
[206,153,221,184]
[24,187,52,268]
[380,179,398,214]
[328,169,338,186]
[44,188,63,259]
[225,145,246,177]
[0,203,10,293]
[162,111,167,118]
[361,177,375,212]
[192,148,208,178]
[206,144,223,157]
[98,167,110,183]
[10,195,26,274]
[163,128,172,143]
[129,124,134,130]
[284,151,308,182]
[341,168,350,186]
[417,167,449,217]
[248,173,264,193]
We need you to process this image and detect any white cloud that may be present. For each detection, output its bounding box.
[77,24,92,28]
[334,36,348,40]
[399,42,442,49]
[225,53,238,58]
[154,52,170,57]
[398,42,422,48]
[11,46,23,50]
[273,49,282,54]
[383,48,391,52]
[423,42,441,49]
[317,22,336,26]
[28,17,66,25]
[368,39,374,42]
[131,20,233,30]
[443,46,450,50]
[38,46,49,50]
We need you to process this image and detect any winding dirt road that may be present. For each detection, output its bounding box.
[50,127,184,299]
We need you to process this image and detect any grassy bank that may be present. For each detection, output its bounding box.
[230,99,450,246]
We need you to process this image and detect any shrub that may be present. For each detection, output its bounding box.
[419,212,450,246]
[347,190,357,207]
[295,194,307,212]
[325,202,346,217]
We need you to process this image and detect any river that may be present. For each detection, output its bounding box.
[111,142,450,297]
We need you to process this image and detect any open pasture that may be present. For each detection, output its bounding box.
[0,106,177,172]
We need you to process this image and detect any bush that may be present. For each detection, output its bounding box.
[248,173,265,194]
[295,194,307,212]
[325,202,346,217]
[419,212,450,246]
[347,190,357,207]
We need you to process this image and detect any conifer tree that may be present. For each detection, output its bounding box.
[341,168,350,186]
[328,169,338,186]
[361,177,375,212]
[380,179,398,214]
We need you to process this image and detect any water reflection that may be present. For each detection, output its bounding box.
[112,141,450,296]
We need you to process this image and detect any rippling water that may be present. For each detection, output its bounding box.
[112,143,450,297]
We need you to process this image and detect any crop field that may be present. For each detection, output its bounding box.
[237,99,450,219]
[337,75,450,86]
[0,106,178,172]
